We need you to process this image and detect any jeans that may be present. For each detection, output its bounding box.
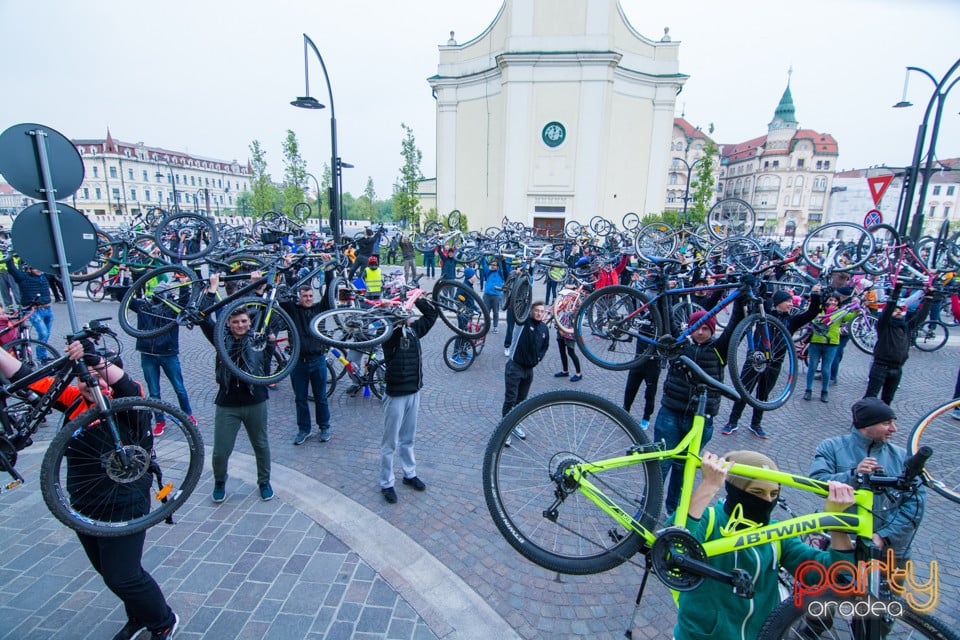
[829,335,850,382]
[503,310,516,349]
[545,279,558,306]
[654,406,713,514]
[29,306,54,360]
[213,401,270,485]
[422,253,435,278]
[482,293,501,329]
[381,392,420,488]
[805,343,838,394]
[290,356,330,434]
[864,362,902,405]
[140,353,193,418]
[77,530,175,633]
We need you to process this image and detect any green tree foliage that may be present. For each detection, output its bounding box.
[234,191,253,217]
[392,123,423,231]
[688,136,718,224]
[249,140,279,217]
[281,130,309,221]
[641,210,682,228]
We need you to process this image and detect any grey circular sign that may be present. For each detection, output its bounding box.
[0,123,84,201]
[10,203,98,275]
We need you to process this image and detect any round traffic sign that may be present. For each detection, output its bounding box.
[863,209,883,228]
[10,203,98,275]
[0,123,85,201]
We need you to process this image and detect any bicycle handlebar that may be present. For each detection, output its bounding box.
[677,355,741,403]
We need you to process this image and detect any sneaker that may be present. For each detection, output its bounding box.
[570,374,582,382]
[512,426,526,440]
[153,421,165,437]
[640,419,650,431]
[748,424,768,439]
[554,371,569,378]
[150,613,178,640]
[451,356,465,365]
[504,436,512,447]
[318,427,331,442]
[722,422,739,436]
[112,619,146,640]
[952,409,960,421]
[504,347,510,357]
[259,482,274,501]
[802,390,812,401]
[382,486,398,503]
[212,482,226,503]
[821,391,829,403]
[830,379,838,387]
[189,415,197,426]
[293,431,309,446]
[402,476,426,491]
[492,327,499,333]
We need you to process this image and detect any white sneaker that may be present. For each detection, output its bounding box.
[512,426,526,440]
[504,347,510,357]
[504,436,512,447]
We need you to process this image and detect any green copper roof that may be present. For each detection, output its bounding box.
[774,84,797,123]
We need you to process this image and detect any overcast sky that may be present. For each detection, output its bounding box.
[2,0,958,200]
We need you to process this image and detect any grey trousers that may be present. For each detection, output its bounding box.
[380,392,419,488]
[213,401,270,486]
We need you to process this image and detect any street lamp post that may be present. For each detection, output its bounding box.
[892,58,960,242]
[156,159,180,213]
[291,33,341,244]
[675,155,704,219]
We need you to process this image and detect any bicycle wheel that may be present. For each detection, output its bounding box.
[5,339,61,368]
[621,212,641,232]
[564,220,583,237]
[213,296,300,385]
[153,212,218,260]
[634,222,678,260]
[758,594,958,640]
[118,265,200,339]
[706,198,756,240]
[325,275,361,310]
[86,279,106,302]
[553,289,583,335]
[706,235,763,271]
[858,223,900,276]
[443,335,476,371]
[325,360,337,397]
[432,280,491,338]
[573,285,661,371]
[670,300,706,336]
[908,398,960,504]
[39,397,204,538]
[447,209,463,229]
[802,222,874,273]
[310,308,394,350]
[913,320,949,352]
[726,313,797,411]
[509,278,532,323]
[69,230,117,283]
[483,391,662,575]
[590,215,612,236]
[849,313,878,355]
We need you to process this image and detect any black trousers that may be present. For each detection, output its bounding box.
[623,359,660,420]
[502,359,535,416]
[77,530,174,632]
[864,362,902,405]
[557,338,581,375]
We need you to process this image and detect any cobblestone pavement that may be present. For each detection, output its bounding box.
[1,286,957,639]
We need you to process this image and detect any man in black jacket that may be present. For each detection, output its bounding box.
[349,226,382,281]
[864,283,933,404]
[502,301,550,445]
[379,297,439,503]
[281,284,333,445]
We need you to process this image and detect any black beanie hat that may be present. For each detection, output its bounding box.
[772,290,793,306]
[851,397,896,429]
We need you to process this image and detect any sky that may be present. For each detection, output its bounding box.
[1,0,958,200]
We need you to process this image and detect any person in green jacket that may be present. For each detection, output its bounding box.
[803,293,857,402]
[671,450,855,640]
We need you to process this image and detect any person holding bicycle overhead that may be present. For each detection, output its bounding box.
[0,340,180,640]
[671,450,855,640]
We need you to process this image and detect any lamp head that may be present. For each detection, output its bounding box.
[892,100,913,109]
[291,96,325,109]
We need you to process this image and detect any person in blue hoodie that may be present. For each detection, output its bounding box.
[482,257,505,334]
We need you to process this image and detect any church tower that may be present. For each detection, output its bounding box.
[428,0,687,231]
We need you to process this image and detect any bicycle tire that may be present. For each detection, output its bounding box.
[564,220,583,237]
[213,296,300,385]
[849,313,878,355]
[634,222,679,260]
[153,212,218,260]
[483,390,662,575]
[431,279,491,337]
[707,236,764,271]
[931,220,951,269]
[5,339,61,368]
[706,198,756,241]
[573,285,661,371]
[553,289,584,335]
[859,223,901,276]
[669,300,706,336]
[590,215,612,236]
[622,212,641,232]
[802,222,874,273]
[913,320,949,352]
[310,308,394,350]
[39,397,204,538]
[86,279,106,303]
[118,265,200,339]
[442,335,476,372]
[447,209,463,229]
[510,278,532,323]
[758,594,958,640]
[325,360,337,397]
[908,398,960,504]
[726,313,797,411]
[326,275,361,310]
[69,231,118,283]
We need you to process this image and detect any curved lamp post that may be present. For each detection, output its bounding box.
[893,57,960,241]
[292,33,341,244]
[674,155,704,219]
[156,159,180,213]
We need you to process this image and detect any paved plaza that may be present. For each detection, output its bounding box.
[1,284,958,639]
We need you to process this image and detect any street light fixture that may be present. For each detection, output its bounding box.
[893,58,960,241]
[674,154,705,219]
[291,33,341,244]
[155,158,180,213]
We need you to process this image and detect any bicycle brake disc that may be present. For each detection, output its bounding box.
[101,445,151,483]
[650,526,706,591]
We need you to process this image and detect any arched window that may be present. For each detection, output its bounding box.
[669,173,678,185]
[795,176,804,187]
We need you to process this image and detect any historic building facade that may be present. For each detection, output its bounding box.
[664,117,722,215]
[428,0,686,233]
[70,130,250,219]
[720,83,837,238]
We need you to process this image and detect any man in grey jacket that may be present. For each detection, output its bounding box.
[809,397,925,563]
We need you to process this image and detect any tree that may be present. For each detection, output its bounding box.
[281,130,309,221]
[249,140,279,217]
[392,123,423,231]
[351,176,377,221]
[234,191,253,217]
[688,130,718,225]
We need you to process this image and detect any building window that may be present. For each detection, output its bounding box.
[175,175,180,185]
[112,188,121,201]
[792,193,801,206]
[795,176,804,187]
[128,168,134,180]
[218,179,223,188]
[787,178,793,188]
[946,206,952,218]
[764,161,769,168]
[667,194,676,203]
[109,167,118,179]
[933,186,941,196]
[95,188,102,199]
[92,166,99,178]
[669,173,678,185]
[813,177,827,191]
[772,160,780,168]
[142,170,148,182]
[83,187,89,199]
[816,160,823,169]
[797,159,804,168]
[947,186,955,196]
[190,176,196,186]
[824,161,830,169]
[145,189,151,201]
[129,188,135,200]
[930,205,937,217]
